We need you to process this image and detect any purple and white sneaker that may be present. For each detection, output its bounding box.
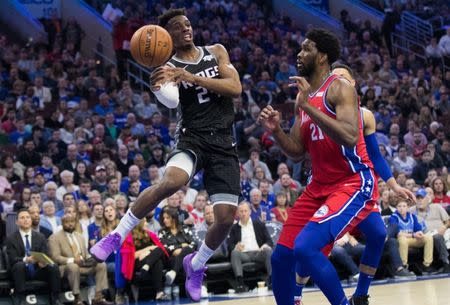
[183,252,207,301]
[90,232,121,262]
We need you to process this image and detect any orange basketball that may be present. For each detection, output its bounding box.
[130,25,173,68]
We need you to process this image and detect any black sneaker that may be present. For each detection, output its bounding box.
[349,295,369,305]
[421,264,438,275]
[394,267,416,278]
[235,284,249,293]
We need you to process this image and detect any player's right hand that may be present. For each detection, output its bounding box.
[150,66,174,91]
[258,106,281,132]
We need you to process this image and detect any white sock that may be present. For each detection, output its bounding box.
[191,243,215,271]
[112,209,141,242]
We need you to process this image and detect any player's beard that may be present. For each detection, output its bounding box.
[297,59,315,78]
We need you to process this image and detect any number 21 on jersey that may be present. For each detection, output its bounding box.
[310,123,324,141]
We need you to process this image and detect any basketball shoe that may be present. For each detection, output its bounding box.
[90,232,121,262]
[183,252,207,301]
[349,295,369,305]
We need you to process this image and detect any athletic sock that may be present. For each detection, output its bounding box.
[191,242,215,271]
[294,282,305,304]
[271,244,296,305]
[112,209,141,242]
[353,272,373,297]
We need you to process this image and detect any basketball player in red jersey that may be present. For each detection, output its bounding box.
[259,28,380,305]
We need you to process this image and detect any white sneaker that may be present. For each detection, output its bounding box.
[165,270,176,285]
[352,273,360,281]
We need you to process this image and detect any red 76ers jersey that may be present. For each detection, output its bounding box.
[300,74,375,187]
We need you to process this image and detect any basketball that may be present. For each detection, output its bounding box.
[130,25,173,68]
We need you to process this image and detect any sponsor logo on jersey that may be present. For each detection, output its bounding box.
[203,55,214,61]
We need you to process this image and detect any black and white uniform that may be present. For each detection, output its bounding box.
[166,46,240,204]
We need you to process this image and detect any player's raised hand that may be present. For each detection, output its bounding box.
[289,76,311,108]
[258,106,281,132]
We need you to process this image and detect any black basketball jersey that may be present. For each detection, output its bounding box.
[167,46,234,133]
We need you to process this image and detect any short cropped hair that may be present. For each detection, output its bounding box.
[159,8,186,28]
[331,62,355,79]
[306,28,341,65]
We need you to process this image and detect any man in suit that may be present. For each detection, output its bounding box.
[5,209,62,305]
[49,215,112,305]
[228,201,273,293]
[28,204,53,238]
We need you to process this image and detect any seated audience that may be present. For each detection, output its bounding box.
[388,199,434,274]
[49,215,112,305]
[271,192,291,224]
[40,201,62,233]
[331,233,365,281]
[5,209,62,305]
[228,202,273,293]
[28,204,53,238]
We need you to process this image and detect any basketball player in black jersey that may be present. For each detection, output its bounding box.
[90,8,242,302]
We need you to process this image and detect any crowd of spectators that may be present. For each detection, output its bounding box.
[0,0,450,303]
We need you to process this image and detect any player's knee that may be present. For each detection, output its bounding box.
[373,225,387,245]
[294,238,314,262]
[158,177,185,196]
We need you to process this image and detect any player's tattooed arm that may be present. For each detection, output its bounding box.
[186,43,242,98]
[259,106,305,161]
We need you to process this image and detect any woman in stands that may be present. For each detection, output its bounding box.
[431,177,450,214]
[158,207,196,288]
[0,155,22,184]
[13,186,32,211]
[76,200,92,248]
[271,192,290,224]
[114,194,129,219]
[120,219,169,301]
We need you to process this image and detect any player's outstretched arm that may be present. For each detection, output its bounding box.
[192,44,242,98]
[362,109,415,202]
[259,106,305,161]
[290,76,359,147]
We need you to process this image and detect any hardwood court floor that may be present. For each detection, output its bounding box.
[195,277,450,305]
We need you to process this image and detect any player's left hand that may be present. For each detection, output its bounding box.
[392,184,416,203]
[289,76,311,108]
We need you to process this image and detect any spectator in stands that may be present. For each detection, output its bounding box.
[438,27,450,58]
[331,232,365,281]
[43,181,63,211]
[244,148,273,182]
[114,194,128,219]
[249,189,270,222]
[33,76,52,105]
[412,150,435,185]
[14,187,32,211]
[91,165,108,193]
[166,192,194,226]
[101,176,124,201]
[410,188,450,273]
[56,193,76,217]
[228,202,273,292]
[276,173,299,207]
[29,204,52,238]
[40,200,61,233]
[191,192,208,226]
[30,191,42,208]
[56,170,79,201]
[126,113,145,137]
[59,144,79,173]
[120,220,169,301]
[430,177,450,214]
[259,179,275,209]
[158,207,196,287]
[243,105,265,148]
[73,161,91,185]
[0,188,16,218]
[115,144,132,177]
[393,145,416,176]
[87,203,103,249]
[0,155,23,183]
[49,214,112,305]
[77,200,92,247]
[9,119,30,145]
[32,171,46,194]
[388,199,435,274]
[134,91,158,119]
[94,93,114,117]
[18,139,42,167]
[120,165,148,193]
[5,209,62,305]
[271,191,290,224]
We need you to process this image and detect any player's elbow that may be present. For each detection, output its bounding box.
[230,85,242,98]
